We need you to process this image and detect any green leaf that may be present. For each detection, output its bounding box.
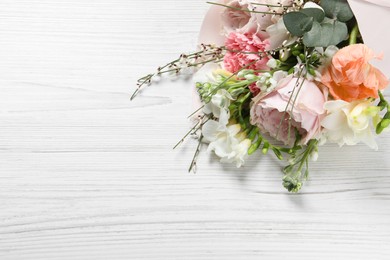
[303,20,348,47]
[300,8,325,23]
[299,16,314,33]
[320,0,354,22]
[283,12,312,37]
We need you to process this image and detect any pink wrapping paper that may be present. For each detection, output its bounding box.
[197,2,226,46]
[348,0,390,77]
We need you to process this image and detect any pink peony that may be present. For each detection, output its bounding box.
[223,32,270,73]
[250,76,327,146]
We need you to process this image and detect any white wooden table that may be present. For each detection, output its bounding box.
[1,1,390,259]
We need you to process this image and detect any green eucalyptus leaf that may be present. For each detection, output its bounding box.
[303,20,348,47]
[300,8,325,23]
[283,12,310,37]
[320,0,354,22]
[299,16,314,33]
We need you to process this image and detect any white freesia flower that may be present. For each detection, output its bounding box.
[202,110,251,167]
[220,138,252,167]
[202,109,233,143]
[321,100,381,150]
[203,89,234,118]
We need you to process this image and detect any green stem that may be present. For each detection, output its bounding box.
[188,135,203,173]
[349,24,359,45]
[249,2,292,8]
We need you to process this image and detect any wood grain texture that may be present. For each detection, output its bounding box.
[0,1,390,259]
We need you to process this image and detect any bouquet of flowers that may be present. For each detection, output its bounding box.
[132,0,390,192]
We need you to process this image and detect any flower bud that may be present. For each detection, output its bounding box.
[266,59,279,69]
[280,49,291,62]
[245,74,256,80]
[309,150,319,162]
[237,69,254,78]
[262,142,270,154]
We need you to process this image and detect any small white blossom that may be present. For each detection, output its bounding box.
[220,139,251,167]
[244,74,256,80]
[237,69,254,78]
[256,70,288,93]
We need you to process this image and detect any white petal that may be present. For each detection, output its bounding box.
[218,109,230,126]
[203,102,213,115]
[227,124,242,137]
[303,2,324,11]
[323,100,349,113]
[324,45,339,58]
[355,129,378,150]
[321,110,345,130]
[202,120,220,142]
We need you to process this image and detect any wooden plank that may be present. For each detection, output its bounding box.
[0,1,390,259]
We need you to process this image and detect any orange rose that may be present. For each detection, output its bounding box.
[322,44,389,102]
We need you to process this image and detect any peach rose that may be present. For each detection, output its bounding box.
[322,44,389,102]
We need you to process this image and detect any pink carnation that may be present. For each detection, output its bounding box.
[223,32,270,73]
[250,76,327,146]
[248,82,260,96]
